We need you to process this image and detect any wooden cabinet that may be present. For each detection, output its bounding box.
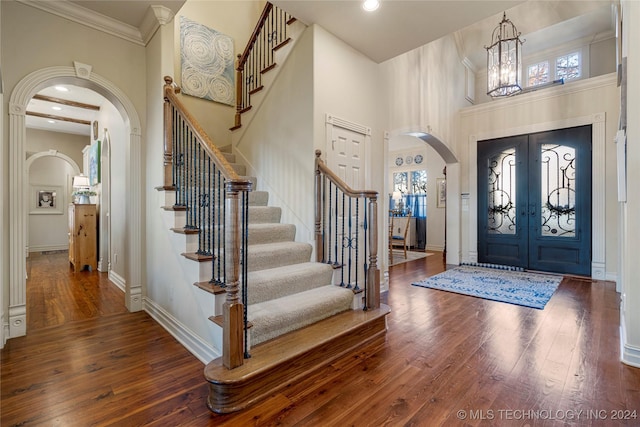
[68,204,97,272]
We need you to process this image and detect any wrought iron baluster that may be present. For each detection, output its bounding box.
[354,198,359,290]
[340,191,346,287]
[242,189,250,359]
[360,198,368,293]
[334,184,339,266]
[326,179,331,264]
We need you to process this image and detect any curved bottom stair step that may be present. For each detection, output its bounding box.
[205,304,391,414]
[246,262,334,305]
[248,284,354,346]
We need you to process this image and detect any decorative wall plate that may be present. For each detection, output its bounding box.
[415,154,423,164]
[395,156,403,166]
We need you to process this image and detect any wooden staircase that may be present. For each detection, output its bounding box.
[158,2,389,414]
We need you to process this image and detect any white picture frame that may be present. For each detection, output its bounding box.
[436,178,446,208]
[30,184,63,215]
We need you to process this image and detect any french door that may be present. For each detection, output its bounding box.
[478,126,592,276]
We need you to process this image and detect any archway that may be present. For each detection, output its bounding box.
[386,127,460,269]
[25,151,81,254]
[8,65,143,338]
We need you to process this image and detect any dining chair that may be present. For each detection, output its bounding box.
[390,211,412,260]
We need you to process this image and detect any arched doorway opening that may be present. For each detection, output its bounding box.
[385,127,460,282]
[8,65,143,338]
[25,151,81,255]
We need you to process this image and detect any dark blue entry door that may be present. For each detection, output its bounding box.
[478,126,592,276]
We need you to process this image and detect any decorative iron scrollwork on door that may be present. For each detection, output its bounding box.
[540,144,576,237]
[487,147,517,234]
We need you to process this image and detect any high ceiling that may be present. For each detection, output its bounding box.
[272,0,524,63]
[21,0,616,137]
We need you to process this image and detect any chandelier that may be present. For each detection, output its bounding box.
[486,12,524,98]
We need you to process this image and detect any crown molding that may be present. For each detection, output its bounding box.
[16,0,146,46]
[140,5,175,45]
[460,72,617,116]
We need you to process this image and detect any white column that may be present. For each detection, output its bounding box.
[591,114,606,279]
[8,103,27,337]
[621,0,640,367]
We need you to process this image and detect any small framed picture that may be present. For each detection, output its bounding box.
[30,185,63,214]
[436,178,446,208]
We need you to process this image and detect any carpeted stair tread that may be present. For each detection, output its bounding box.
[247,241,312,272]
[189,221,292,244]
[249,206,282,224]
[246,262,333,305]
[248,223,295,244]
[221,152,235,163]
[248,285,354,345]
[231,163,246,176]
[249,191,269,206]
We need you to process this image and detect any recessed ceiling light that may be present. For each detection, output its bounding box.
[47,120,56,123]
[52,106,62,111]
[363,0,380,12]
[54,85,69,92]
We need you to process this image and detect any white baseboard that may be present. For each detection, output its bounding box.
[620,324,640,368]
[29,244,68,253]
[144,297,219,364]
[108,270,126,293]
[426,244,445,252]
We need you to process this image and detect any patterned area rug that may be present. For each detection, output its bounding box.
[412,265,563,309]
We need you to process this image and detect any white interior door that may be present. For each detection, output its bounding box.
[326,123,368,286]
[328,126,365,189]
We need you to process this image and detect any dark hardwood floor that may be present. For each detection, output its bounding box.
[2,251,639,426]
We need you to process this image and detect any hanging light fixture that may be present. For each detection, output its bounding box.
[485,12,524,98]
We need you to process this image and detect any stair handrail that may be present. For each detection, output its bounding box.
[164,76,251,369]
[232,2,293,129]
[314,150,380,309]
[164,77,245,182]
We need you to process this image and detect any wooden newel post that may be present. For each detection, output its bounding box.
[314,150,324,263]
[163,76,174,189]
[366,196,380,309]
[222,179,249,369]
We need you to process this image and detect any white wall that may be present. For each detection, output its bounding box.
[620,0,640,367]
[0,0,4,346]
[234,25,315,244]
[26,129,86,167]
[312,25,385,268]
[381,34,470,156]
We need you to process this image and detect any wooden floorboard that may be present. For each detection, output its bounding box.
[2,250,640,426]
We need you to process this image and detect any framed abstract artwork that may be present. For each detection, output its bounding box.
[89,140,101,186]
[180,16,235,106]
